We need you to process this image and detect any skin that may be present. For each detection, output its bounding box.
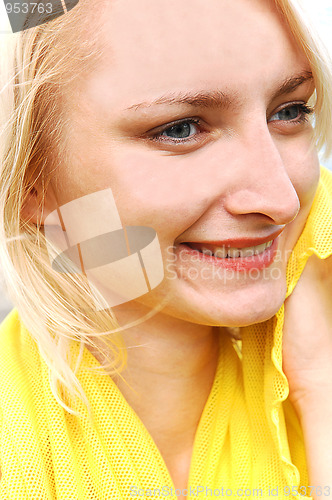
[282,255,332,494]
[25,0,328,492]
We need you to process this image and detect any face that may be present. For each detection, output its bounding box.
[44,0,320,327]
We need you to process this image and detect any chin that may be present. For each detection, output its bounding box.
[221,280,287,327]
[190,277,288,328]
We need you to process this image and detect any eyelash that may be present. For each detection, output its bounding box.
[148,103,314,145]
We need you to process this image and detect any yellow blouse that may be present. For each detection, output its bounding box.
[0,166,331,499]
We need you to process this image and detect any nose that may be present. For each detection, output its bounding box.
[222,126,300,226]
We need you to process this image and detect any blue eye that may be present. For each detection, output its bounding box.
[160,122,197,139]
[269,103,313,123]
[150,118,202,144]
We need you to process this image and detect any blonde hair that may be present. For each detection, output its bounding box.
[0,0,331,417]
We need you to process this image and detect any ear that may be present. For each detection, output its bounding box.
[21,179,59,227]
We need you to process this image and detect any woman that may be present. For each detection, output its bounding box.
[0,0,331,497]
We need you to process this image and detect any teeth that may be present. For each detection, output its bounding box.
[239,246,255,258]
[227,248,241,258]
[201,248,213,256]
[214,247,227,258]
[253,243,268,255]
[199,239,273,259]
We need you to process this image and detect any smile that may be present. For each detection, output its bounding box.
[175,236,280,272]
[185,240,274,259]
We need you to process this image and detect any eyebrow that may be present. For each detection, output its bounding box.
[125,71,314,112]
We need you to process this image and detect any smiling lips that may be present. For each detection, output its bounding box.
[181,227,284,259]
[185,239,274,258]
[174,228,283,271]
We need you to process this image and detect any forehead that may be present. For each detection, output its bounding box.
[77,0,309,112]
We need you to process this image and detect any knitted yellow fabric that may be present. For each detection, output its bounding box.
[0,166,331,499]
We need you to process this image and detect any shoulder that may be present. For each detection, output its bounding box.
[306,166,332,258]
[0,309,44,398]
[285,166,332,298]
[0,308,22,365]
[317,165,332,202]
[307,166,332,286]
[0,312,55,492]
[305,165,332,238]
[0,308,40,360]
[0,308,47,432]
[0,308,21,342]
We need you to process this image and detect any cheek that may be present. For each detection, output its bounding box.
[103,150,214,233]
[50,144,203,243]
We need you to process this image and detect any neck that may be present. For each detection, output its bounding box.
[88,301,222,465]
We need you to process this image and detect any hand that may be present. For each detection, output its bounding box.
[282,253,332,413]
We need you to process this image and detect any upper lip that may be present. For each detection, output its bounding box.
[178,227,284,249]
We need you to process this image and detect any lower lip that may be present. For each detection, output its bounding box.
[174,237,280,272]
